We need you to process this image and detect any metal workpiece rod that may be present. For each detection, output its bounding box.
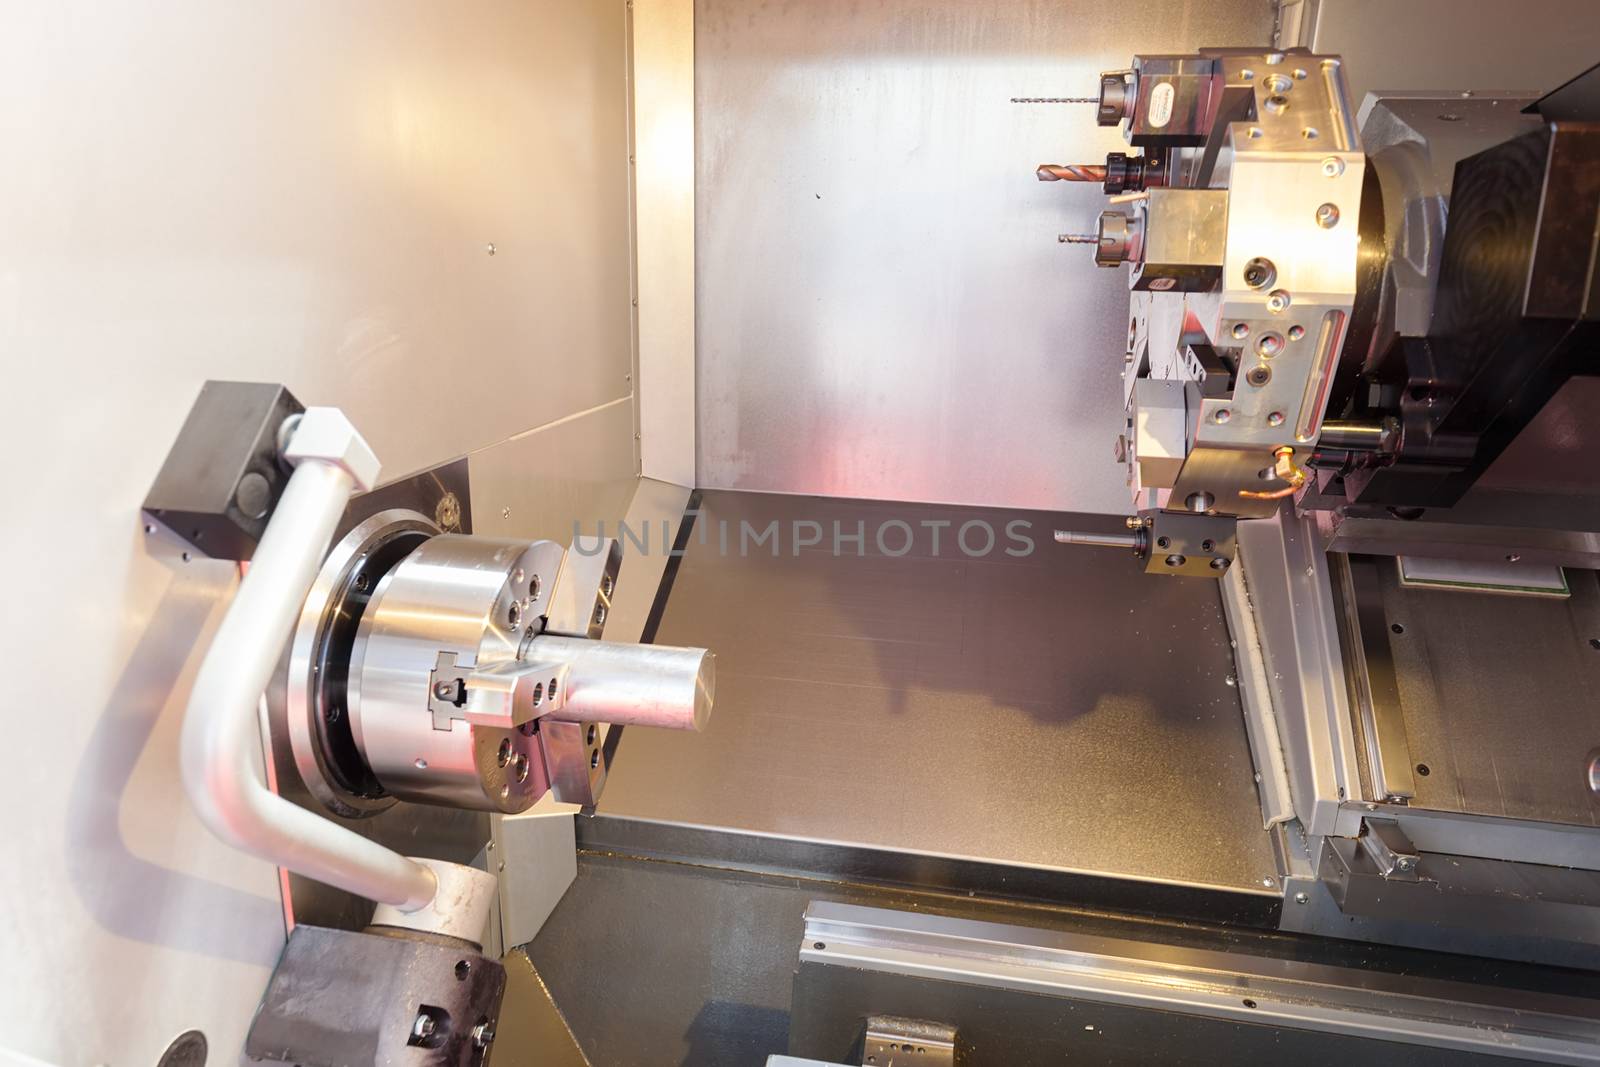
[1037,164,1109,182]
[1054,529,1143,549]
[532,635,714,732]
[1318,419,1395,453]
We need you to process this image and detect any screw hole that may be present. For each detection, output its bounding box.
[1242,999,1257,1009]
[1589,638,1600,650]
[813,941,825,950]
[455,960,471,981]
[590,749,601,769]
[1390,623,1404,635]
[1416,763,1431,777]
[586,724,597,745]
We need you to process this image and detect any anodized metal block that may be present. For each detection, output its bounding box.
[142,380,303,560]
[245,925,506,1066]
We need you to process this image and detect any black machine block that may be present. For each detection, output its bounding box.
[1342,120,1600,507]
[143,381,303,560]
[246,925,506,1067]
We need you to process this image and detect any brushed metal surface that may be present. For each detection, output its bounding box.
[634,0,698,487]
[1371,562,1600,827]
[1281,0,1600,104]
[0,3,635,1062]
[693,0,1274,513]
[597,491,1279,893]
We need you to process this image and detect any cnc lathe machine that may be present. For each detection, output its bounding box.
[5,2,1600,1065]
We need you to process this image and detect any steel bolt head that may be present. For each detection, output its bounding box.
[1321,156,1345,177]
[472,1022,497,1048]
[433,681,455,700]
[412,1014,437,1039]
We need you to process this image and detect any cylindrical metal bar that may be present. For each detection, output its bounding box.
[1054,530,1143,550]
[1058,233,1098,244]
[1037,164,1109,182]
[532,635,714,732]
[1318,419,1392,452]
[1010,96,1097,104]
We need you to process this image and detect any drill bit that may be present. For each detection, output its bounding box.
[1011,96,1098,104]
[1037,164,1108,182]
[1057,233,1099,244]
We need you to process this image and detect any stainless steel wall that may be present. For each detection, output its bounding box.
[0,3,637,1062]
[694,0,1276,513]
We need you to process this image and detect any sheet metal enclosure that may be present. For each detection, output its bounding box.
[597,491,1280,896]
[0,3,643,1063]
[693,0,1276,512]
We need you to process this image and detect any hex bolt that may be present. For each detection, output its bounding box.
[472,1022,497,1048]
[1294,891,1310,904]
[412,1014,437,1041]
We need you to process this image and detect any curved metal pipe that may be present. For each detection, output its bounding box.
[179,411,438,912]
